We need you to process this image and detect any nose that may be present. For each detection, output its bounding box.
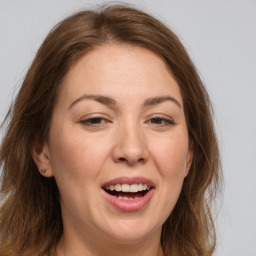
[112,123,149,166]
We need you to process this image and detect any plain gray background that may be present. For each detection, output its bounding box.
[0,1,255,255]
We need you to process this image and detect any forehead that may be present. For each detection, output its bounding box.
[57,43,183,108]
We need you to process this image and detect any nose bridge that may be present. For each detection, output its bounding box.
[113,117,148,165]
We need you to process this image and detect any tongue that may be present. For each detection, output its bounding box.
[117,192,144,198]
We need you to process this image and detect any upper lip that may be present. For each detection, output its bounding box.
[101,176,155,188]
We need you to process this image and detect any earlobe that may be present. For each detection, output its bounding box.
[30,140,53,178]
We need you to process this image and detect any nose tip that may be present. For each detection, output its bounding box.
[112,127,148,166]
[117,152,146,166]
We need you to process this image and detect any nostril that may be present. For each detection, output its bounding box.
[117,156,145,165]
[119,157,126,162]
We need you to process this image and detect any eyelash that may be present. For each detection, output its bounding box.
[146,116,175,126]
[80,115,175,127]
[80,116,109,127]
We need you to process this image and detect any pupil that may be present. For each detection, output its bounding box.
[91,118,101,124]
[153,118,162,124]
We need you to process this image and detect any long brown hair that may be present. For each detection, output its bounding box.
[0,4,221,256]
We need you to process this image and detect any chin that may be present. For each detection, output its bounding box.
[98,215,162,244]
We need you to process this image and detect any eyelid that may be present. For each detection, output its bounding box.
[79,112,175,128]
[80,116,107,122]
[80,112,111,120]
[80,113,112,127]
[145,114,175,126]
[146,113,174,120]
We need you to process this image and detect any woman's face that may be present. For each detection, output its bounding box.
[36,44,192,245]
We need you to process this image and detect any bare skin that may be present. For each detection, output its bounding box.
[33,44,192,256]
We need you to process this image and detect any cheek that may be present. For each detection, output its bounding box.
[47,127,113,216]
[149,134,189,178]
[48,127,110,186]
[146,134,189,224]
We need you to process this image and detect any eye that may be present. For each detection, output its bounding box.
[80,116,110,127]
[146,116,175,127]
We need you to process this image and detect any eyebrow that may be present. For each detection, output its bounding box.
[69,94,116,109]
[144,96,181,108]
[68,94,181,109]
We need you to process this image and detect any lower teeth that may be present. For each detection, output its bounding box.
[118,196,139,200]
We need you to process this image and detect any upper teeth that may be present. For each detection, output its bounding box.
[105,183,150,192]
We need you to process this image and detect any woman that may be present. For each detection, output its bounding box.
[0,4,221,256]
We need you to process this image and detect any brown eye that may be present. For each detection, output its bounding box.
[148,117,174,126]
[81,117,108,126]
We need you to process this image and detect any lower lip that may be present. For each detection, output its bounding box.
[102,189,155,212]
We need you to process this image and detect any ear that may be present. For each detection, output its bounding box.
[184,146,193,177]
[30,139,53,178]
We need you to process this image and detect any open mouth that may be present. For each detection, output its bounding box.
[103,183,152,200]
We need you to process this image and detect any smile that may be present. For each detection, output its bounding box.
[104,183,150,200]
[101,177,155,212]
